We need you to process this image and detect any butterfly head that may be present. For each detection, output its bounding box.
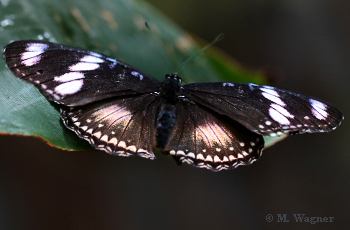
[160,74,182,103]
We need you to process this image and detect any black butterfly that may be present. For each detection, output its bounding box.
[3,40,343,171]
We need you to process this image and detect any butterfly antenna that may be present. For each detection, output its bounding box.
[174,33,224,74]
[145,22,175,71]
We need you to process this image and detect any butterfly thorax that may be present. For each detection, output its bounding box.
[159,74,182,104]
[156,74,182,149]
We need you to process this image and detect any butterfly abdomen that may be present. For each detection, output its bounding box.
[156,74,182,148]
[156,103,176,149]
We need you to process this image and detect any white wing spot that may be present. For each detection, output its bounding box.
[54,72,85,82]
[229,155,236,161]
[269,103,294,125]
[81,55,105,63]
[239,142,245,147]
[187,152,195,159]
[309,99,328,120]
[69,62,100,71]
[109,138,118,145]
[215,148,221,152]
[21,53,42,66]
[261,87,278,96]
[177,150,185,156]
[197,153,205,160]
[223,83,234,87]
[265,120,272,125]
[126,145,137,152]
[131,71,144,80]
[205,155,213,162]
[248,83,257,90]
[214,155,221,163]
[118,141,126,148]
[271,103,294,118]
[25,43,49,52]
[261,89,286,106]
[109,63,117,69]
[106,57,117,63]
[93,131,101,139]
[262,85,274,89]
[21,43,49,66]
[54,80,83,96]
[53,94,60,100]
[86,128,93,134]
[101,135,109,142]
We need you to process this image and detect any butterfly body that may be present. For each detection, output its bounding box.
[3,40,343,171]
[156,103,177,149]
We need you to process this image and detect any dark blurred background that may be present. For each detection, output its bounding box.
[1,0,349,229]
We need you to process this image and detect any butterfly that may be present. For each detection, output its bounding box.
[3,40,343,171]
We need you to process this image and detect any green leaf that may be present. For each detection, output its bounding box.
[0,0,283,150]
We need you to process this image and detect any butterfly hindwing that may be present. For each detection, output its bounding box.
[3,40,160,106]
[182,82,343,136]
[61,94,161,159]
[162,100,265,171]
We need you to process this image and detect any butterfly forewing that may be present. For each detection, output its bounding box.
[182,82,343,137]
[162,100,264,171]
[3,40,160,106]
[61,94,161,159]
